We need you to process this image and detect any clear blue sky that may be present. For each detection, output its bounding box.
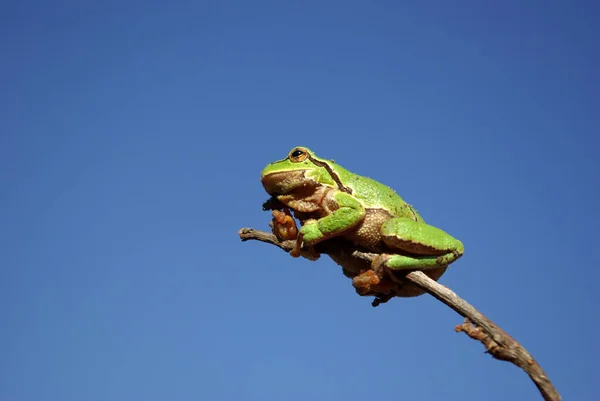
[1,1,598,400]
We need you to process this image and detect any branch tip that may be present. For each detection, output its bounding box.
[238,227,561,401]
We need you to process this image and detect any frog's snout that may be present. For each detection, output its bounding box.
[260,171,285,195]
[261,170,307,196]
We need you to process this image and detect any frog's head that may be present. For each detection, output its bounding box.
[261,146,337,196]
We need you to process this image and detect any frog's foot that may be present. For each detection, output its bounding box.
[352,262,398,295]
[352,268,397,307]
[352,270,381,295]
[382,251,462,271]
[270,208,298,241]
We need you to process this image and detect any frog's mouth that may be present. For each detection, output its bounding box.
[261,170,315,196]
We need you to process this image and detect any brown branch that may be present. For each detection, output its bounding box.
[238,228,561,401]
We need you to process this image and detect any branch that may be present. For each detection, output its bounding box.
[238,228,561,401]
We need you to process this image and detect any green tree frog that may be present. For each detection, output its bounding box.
[261,146,464,304]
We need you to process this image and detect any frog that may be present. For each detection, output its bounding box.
[260,146,464,304]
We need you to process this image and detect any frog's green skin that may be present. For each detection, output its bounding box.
[261,146,464,273]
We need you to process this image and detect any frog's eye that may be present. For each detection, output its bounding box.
[289,148,308,162]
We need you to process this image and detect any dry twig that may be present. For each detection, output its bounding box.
[238,228,561,401]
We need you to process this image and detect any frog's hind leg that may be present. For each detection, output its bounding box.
[380,217,464,270]
[379,252,460,271]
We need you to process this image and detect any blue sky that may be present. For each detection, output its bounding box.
[1,1,598,400]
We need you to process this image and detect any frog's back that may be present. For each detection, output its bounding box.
[335,165,423,221]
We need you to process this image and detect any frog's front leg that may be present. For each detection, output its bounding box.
[290,191,365,257]
[379,217,464,270]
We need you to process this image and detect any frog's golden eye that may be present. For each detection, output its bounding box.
[289,148,308,162]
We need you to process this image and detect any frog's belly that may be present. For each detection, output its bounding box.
[342,208,391,252]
